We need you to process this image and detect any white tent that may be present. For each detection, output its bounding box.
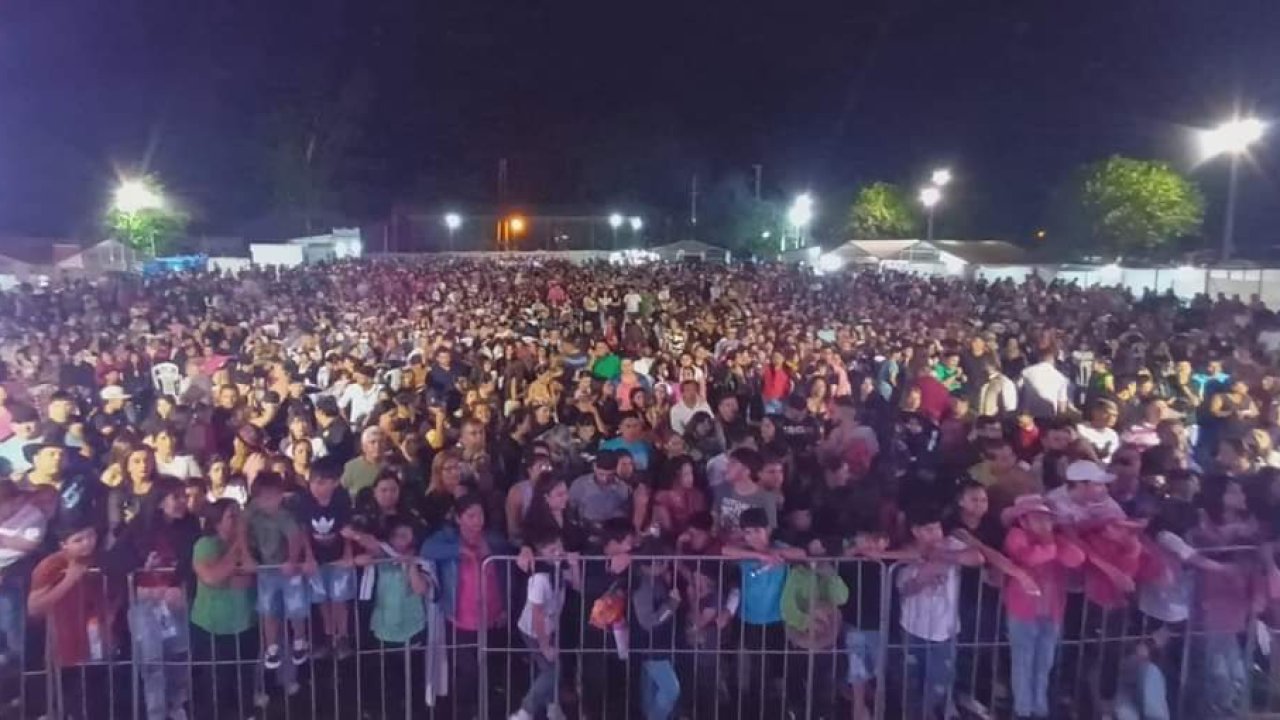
[651,240,731,263]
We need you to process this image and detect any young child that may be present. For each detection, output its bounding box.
[631,540,682,720]
[369,516,427,644]
[245,472,314,669]
[579,518,636,716]
[1001,494,1086,720]
[678,562,735,720]
[512,527,578,720]
[721,507,806,712]
[294,458,356,659]
[838,515,919,720]
[27,515,111,718]
[896,503,983,720]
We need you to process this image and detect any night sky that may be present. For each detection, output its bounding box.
[0,0,1277,248]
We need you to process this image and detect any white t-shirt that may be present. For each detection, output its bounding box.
[897,537,964,642]
[0,503,45,570]
[1138,531,1197,623]
[155,454,202,480]
[1075,424,1120,462]
[669,401,713,436]
[518,571,565,638]
[624,293,642,314]
[1020,362,1070,418]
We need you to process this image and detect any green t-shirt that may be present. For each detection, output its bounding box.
[341,458,381,496]
[190,537,253,636]
[246,506,299,564]
[371,565,426,644]
[592,354,621,381]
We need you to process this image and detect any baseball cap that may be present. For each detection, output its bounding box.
[1065,460,1114,485]
[99,385,131,402]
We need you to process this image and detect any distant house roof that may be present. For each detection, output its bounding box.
[931,240,1028,265]
[823,238,1029,265]
[652,240,731,259]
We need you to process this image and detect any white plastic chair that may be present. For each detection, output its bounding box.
[151,362,181,396]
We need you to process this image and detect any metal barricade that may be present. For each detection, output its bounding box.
[12,545,1280,719]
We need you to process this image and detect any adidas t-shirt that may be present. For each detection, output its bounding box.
[291,488,353,563]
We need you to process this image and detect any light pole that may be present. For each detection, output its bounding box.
[113,179,164,256]
[786,193,814,253]
[919,186,942,242]
[1200,117,1265,260]
[609,213,623,249]
[629,216,643,247]
[444,213,462,251]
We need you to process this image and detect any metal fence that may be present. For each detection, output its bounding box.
[6,548,1280,719]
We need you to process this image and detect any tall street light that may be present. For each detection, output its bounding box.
[919,186,942,242]
[1200,116,1266,261]
[443,212,462,251]
[931,168,952,188]
[786,193,814,253]
[609,212,623,249]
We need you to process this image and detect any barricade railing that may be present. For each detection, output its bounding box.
[7,546,1280,719]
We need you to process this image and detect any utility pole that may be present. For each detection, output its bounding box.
[690,174,699,238]
[753,164,763,201]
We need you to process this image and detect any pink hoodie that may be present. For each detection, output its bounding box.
[1002,526,1087,623]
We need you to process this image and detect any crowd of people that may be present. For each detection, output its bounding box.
[0,257,1279,720]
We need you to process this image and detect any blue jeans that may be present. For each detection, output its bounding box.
[641,659,680,720]
[519,632,557,714]
[1007,616,1060,718]
[904,633,956,719]
[129,596,191,720]
[1114,658,1169,720]
[1194,632,1245,718]
[0,585,24,668]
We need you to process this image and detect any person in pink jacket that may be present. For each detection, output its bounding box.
[1001,494,1087,720]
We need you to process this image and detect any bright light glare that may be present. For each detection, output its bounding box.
[629,216,643,231]
[788,193,815,228]
[444,213,462,230]
[114,180,162,213]
[1200,117,1266,159]
[931,168,952,186]
[608,213,624,229]
[508,217,526,233]
[817,253,844,273]
[919,186,942,209]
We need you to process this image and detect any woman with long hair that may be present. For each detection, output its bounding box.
[651,455,707,538]
[102,440,160,534]
[1188,475,1260,718]
[420,494,513,719]
[109,476,201,720]
[189,499,257,717]
[420,449,470,533]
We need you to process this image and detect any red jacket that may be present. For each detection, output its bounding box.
[761,366,792,402]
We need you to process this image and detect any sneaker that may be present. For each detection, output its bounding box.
[291,639,309,666]
[333,635,354,660]
[958,695,992,720]
[263,644,282,670]
[508,710,532,720]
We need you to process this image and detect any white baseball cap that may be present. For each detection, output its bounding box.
[1065,460,1114,484]
[99,385,131,402]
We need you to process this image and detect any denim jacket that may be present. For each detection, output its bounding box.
[419,525,512,622]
